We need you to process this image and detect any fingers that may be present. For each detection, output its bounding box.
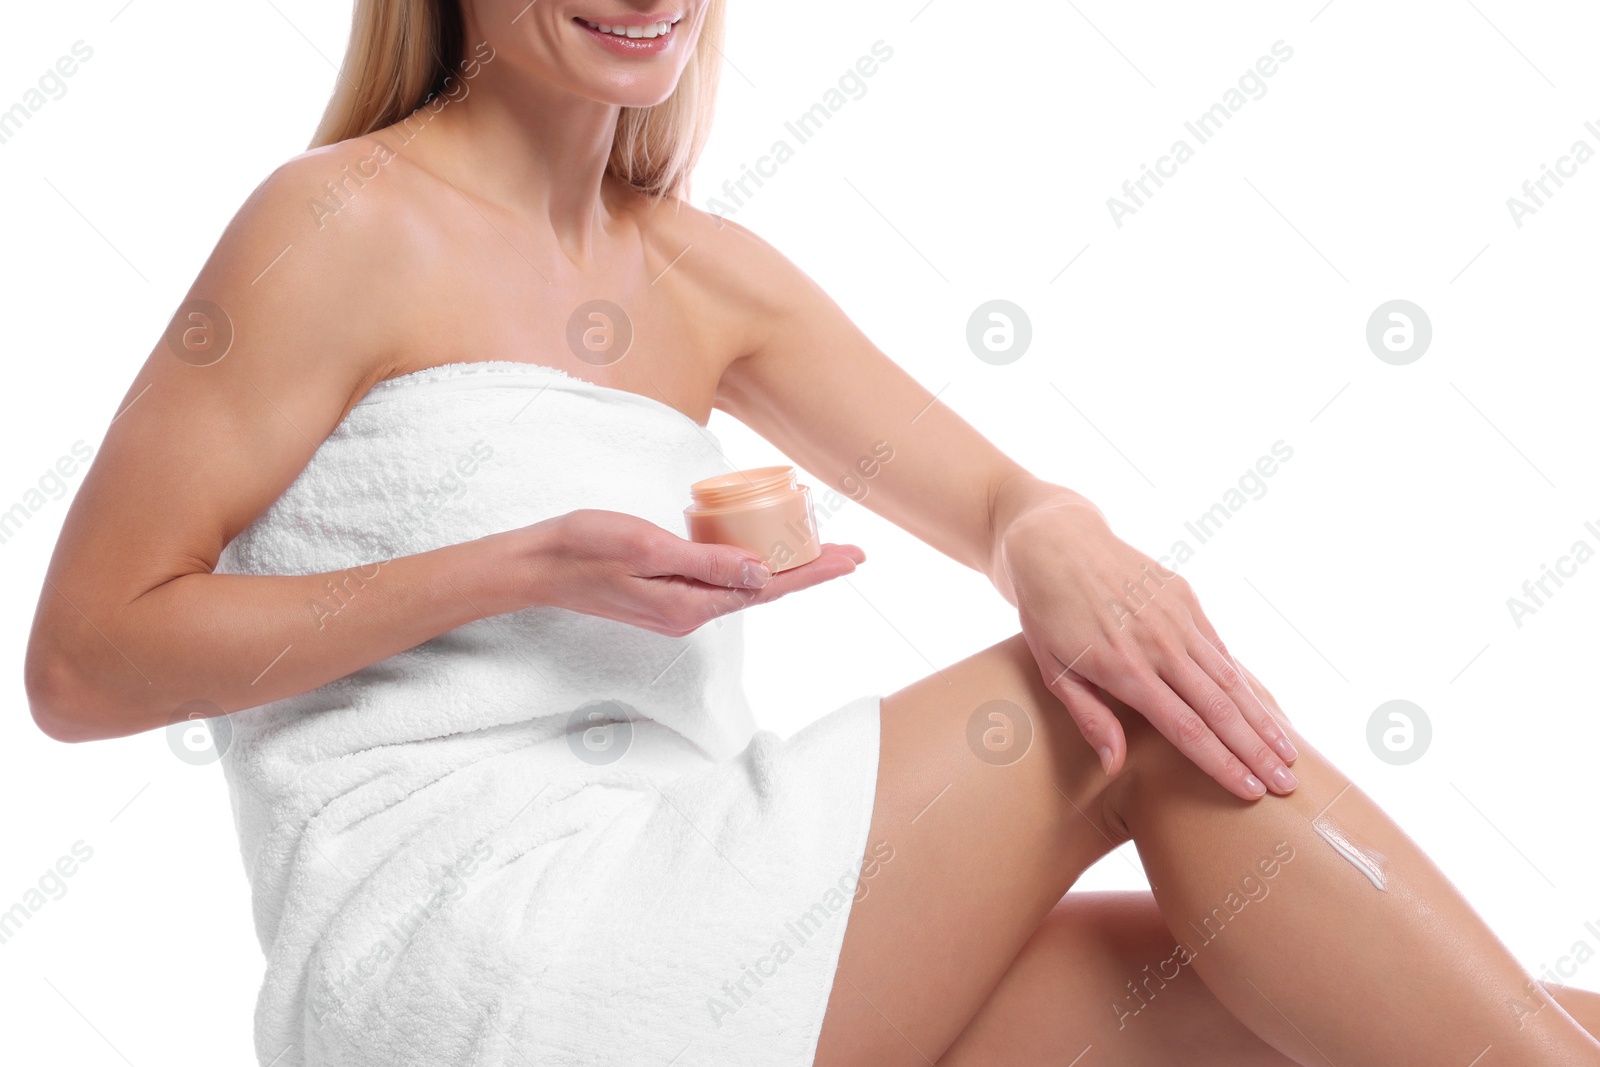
[1104,668,1274,802]
[645,532,866,591]
[691,546,861,612]
[1023,628,1126,776]
[644,535,773,589]
[1188,636,1298,763]
[754,544,863,595]
[824,542,868,566]
[1186,607,1298,762]
[642,543,865,635]
[1237,661,1293,725]
[1161,647,1298,796]
[1046,667,1127,776]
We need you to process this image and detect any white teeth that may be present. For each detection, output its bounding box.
[581,18,675,39]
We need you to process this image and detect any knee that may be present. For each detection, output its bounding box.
[979,634,1179,844]
[1095,688,1227,838]
[975,633,1141,849]
[967,633,1241,854]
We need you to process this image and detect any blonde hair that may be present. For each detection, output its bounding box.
[308,0,725,200]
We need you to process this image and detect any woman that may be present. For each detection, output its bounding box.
[23,1,1600,1064]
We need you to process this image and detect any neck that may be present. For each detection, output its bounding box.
[419,51,624,263]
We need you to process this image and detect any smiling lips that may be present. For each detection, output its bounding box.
[577,16,679,39]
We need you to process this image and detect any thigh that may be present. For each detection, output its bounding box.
[814,632,1131,1066]
[940,891,1297,1066]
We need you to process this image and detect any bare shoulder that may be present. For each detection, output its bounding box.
[186,134,436,402]
[621,191,858,414]
[221,134,422,286]
[632,193,824,329]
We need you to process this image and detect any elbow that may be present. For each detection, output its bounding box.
[34,715,99,745]
[24,644,115,744]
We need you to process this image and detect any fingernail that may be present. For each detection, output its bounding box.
[1270,766,1299,793]
[739,559,771,588]
[1275,736,1299,762]
[1243,774,1267,797]
[1098,746,1113,774]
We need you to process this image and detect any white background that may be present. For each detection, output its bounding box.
[3,0,1598,1062]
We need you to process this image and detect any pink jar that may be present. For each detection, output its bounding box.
[683,465,822,573]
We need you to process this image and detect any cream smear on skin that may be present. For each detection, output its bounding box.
[1312,817,1388,891]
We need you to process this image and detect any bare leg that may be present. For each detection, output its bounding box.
[942,891,1297,1066]
[814,633,1600,1066]
[1555,987,1600,1037]
[938,891,1600,1066]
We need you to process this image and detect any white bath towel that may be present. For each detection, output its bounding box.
[212,360,882,1066]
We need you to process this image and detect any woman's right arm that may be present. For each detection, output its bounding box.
[23,146,860,743]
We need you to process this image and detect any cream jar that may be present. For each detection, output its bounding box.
[684,465,822,573]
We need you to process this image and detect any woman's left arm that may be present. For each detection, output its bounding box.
[712,222,1299,801]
